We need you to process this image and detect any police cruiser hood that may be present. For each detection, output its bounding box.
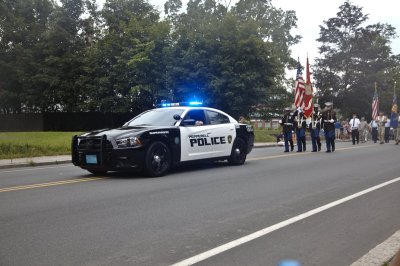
[81,126,167,139]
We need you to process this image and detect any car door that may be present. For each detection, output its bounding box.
[179,109,235,162]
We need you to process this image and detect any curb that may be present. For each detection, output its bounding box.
[0,143,279,170]
[350,230,400,266]
[0,159,72,170]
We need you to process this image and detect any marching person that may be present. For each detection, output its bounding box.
[376,111,387,144]
[294,110,307,152]
[384,117,391,143]
[279,107,297,152]
[391,108,399,145]
[321,102,337,152]
[370,119,378,143]
[309,103,322,152]
[358,117,369,143]
[349,113,360,145]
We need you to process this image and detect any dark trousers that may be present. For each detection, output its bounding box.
[284,131,294,152]
[371,127,378,143]
[385,127,390,142]
[310,128,321,151]
[296,128,306,151]
[324,130,335,152]
[351,129,359,144]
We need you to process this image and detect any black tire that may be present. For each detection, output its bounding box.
[144,141,171,177]
[87,170,107,175]
[228,138,247,165]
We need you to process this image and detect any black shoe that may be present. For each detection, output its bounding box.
[326,150,331,153]
[284,150,289,152]
[312,150,317,152]
[297,150,302,152]
[291,147,294,151]
[318,147,321,151]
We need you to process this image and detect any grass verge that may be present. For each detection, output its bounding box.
[0,129,279,159]
[0,132,81,159]
[254,129,279,143]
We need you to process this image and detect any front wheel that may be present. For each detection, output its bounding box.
[228,138,247,165]
[144,141,171,177]
[87,170,107,175]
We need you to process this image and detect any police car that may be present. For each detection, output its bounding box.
[72,102,254,177]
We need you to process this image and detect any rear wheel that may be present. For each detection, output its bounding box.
[228,138,247,165]
[144,141,171,177]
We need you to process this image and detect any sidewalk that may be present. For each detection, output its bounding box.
[0,155,71,169]
[0,142,281,169]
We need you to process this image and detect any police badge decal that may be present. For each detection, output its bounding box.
[228,135,232,144]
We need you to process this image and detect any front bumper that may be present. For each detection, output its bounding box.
[72,135,146,171]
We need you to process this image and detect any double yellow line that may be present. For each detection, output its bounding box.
[0,144,375,193]
[0,177,107,193]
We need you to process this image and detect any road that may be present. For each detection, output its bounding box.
[1,142,400,266]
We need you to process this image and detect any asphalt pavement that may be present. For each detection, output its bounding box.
[0,140,400,266]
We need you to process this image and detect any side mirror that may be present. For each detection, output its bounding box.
[173,114,182,120]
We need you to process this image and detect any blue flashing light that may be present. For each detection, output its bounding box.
[189,101,203,106]
[157,101,204,108]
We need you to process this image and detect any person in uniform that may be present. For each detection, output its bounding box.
[358,117,369,143]
[376,111,387,144]
[294,110,307,152]
[321,102,337,152]
[309,103,322,152]
[349,113,360,145]
[279,107,297,152]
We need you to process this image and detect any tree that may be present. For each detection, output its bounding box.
[314,1,398,119]
[0,0,54,113]
[85,0,169,113]
[165,0,299,118]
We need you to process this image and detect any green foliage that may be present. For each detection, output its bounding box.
[0,132,81,159]
[314,1,399,119]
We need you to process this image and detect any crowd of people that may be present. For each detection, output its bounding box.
[334,112,399,145]
[277,102,400,153]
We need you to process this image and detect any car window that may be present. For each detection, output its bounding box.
[183,109,207,126]
[125,108,185,126]
[206,110,230,125]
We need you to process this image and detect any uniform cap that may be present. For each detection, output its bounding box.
[314,103,320,108]
[284,107,291,111]
[325,102,333,107]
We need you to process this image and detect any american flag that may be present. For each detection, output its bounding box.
[294,59,305,108]
[372,87,379,120]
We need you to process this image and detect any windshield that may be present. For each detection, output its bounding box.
[124,108,185,127]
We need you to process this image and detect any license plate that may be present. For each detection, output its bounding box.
[86,155,98,164]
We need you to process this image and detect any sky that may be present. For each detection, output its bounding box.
[97,0,400,78]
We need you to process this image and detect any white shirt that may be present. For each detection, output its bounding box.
[385,119,391,127]
[349,117,360,130]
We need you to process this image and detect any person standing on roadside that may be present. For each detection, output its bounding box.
[349,113,360,145]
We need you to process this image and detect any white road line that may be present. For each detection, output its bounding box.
[171,176,400,266]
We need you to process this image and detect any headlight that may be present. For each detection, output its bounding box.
[116,137,142,148]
